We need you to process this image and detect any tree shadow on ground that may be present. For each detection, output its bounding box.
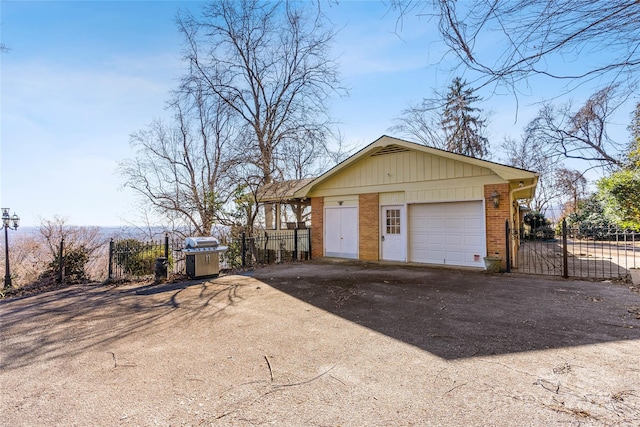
[0,279,243,372]
[258,262,640,360]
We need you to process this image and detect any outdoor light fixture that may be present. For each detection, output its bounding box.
[490,190,500,209]
[2,208,20,289]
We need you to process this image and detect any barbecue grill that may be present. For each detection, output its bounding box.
[183,237,228,279]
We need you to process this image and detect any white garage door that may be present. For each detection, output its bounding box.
[324,207,358,259]
[409,201,485,267]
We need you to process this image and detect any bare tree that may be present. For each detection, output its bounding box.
[320,130,353,170]
[120,88,241,236]
[391,1,640,94]
[534,85,626,171]
[39,217,106,282]
[177,0,344,190]
[555,168,587,215]
[276,131,325,181]
[39,217,104,259]
[390,97,445,148]
[501,117,560,213]
[504,85,623,215]
[0,233,48,288]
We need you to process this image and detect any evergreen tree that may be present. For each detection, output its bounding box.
[440,77,489,158]
[627,102,640,168]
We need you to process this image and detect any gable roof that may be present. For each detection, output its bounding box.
[257,178,315,202]
[294,135,538,199]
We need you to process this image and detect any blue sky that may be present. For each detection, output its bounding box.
[1,1,635,227]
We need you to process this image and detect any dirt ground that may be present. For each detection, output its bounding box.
[2,260,640,426]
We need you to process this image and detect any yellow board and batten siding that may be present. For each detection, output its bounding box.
[308,149,502,204]
[379,192,404,205]
[323,195,359,207]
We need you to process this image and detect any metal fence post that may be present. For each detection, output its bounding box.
[164,233,169,259]
[241,232,246,267]
[562,219,569,278]
[293,228,298,260]
[57,238,64,284]
[634,231,637,269]
[308,227,312,260]
[108,238,114,280]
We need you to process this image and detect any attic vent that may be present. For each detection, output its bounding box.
[370,145,410,157]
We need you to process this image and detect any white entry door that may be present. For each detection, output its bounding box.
[381,205,405,261]
[324,207,358,259]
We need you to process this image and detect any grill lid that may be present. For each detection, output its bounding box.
[185,236,219,249]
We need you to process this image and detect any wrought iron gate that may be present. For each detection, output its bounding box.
[511,220,640,280]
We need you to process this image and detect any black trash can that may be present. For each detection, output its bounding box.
[154,257,168,281]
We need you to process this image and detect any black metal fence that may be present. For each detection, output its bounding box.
[512,220,640,280]
[240,229,312,267]
[108,234,183,280]
[107,229,312,280]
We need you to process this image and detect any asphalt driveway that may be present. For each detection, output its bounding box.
[2,260,640,426]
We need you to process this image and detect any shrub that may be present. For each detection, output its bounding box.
[533,225,555,240]
[220,238,243,269]
[113,239,170,276]
[44,245,90,284]
[524,211,548,229]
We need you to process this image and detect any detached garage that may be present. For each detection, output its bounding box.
[261,136,538,271]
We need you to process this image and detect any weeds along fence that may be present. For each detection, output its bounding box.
[107,228,312,280]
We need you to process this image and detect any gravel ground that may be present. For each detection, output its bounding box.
[2,260,640,426]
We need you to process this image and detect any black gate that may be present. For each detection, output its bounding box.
[511,220,640,280]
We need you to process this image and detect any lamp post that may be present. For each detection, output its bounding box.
[2,208,20,289]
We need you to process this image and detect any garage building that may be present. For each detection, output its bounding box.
[260,136,538,270]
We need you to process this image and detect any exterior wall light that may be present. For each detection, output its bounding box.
[490,189,500,209]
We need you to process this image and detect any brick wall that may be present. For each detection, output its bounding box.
[359,193,379,261]
[310,197,324,259]
[484,183,510,269]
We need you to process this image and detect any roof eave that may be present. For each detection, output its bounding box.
[293,135,540,198]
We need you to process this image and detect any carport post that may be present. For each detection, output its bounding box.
[505,220,511,273]
[562,219,569,278]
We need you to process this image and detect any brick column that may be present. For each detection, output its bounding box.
[485,183,510,270]
[311,197,324,259]
[359,193,379,261]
